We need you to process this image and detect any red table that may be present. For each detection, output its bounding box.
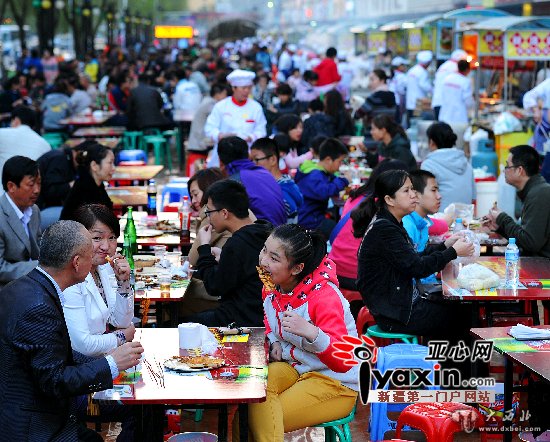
[441,257,550,324]
[471,326,550,442]
[65,137,120,149]
[94,327,267,441]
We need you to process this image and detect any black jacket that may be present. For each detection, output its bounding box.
[0,269,112,441]
[37,147,76,209]
[356,208,457,325]
[60,170,113,220]
[126,82,171,130]
[194,220,272,327]
[379,133,417,171]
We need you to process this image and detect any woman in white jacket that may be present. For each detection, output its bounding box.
[63,204,135,357]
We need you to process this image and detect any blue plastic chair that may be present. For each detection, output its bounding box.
[369,344,437,441]
[160,182,189,211]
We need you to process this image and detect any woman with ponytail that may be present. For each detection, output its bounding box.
[354,170,474,336]
[247,224,358,441]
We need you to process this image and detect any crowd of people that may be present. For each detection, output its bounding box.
[1,36,550,441]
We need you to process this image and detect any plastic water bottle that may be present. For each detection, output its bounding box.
[505,238,520,288]
[146,179,158,216]
[454,218,464,233]
[351,163,361,186]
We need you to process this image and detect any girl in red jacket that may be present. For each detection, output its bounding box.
[244,224,358,441]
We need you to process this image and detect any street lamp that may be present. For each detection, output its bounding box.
[106,3,115,47]
[81,0,93,56]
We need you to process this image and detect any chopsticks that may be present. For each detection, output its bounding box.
[144,358,165,388]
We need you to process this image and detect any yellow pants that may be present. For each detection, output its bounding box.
[234,362,357,442]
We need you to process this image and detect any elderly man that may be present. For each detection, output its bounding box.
[0,156,43,286]
[0,105,50,184]
[205,69,267,167]
[0,220,143,441]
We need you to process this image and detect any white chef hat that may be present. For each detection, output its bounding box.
[391,56,410,67]
[451,49,468,61]
[417,50,433,64]
[226,69,256,87]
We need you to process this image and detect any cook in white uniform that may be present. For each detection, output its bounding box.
[405,50,433,125]
[388,56,409,124]
[431,49,468,121]
[204,69,267,167]
[438,60,474,125]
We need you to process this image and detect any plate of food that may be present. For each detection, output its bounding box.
[164,355,225,372]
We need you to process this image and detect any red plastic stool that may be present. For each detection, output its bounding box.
[340,288,362,303]
[356,306,375,335]
[396,402,485,442]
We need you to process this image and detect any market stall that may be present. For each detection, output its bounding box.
[464,16,550,165]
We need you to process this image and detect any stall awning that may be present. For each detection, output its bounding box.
[469,16,550,31]
[443,8,510,19]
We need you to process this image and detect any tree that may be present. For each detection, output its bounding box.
[6,0,31,54]
[63,0,109,59]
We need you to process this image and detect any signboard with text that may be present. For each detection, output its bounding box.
[367,31,386,54]
[154,26,194,39]
[506,30,550,60]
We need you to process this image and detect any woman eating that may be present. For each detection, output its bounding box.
[244,224,358,441]
[61,143,115,220]
[354,170,473,337]
[62,204,134,441]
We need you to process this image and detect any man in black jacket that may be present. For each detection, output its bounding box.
[126,72,172,131]
[0,220,143,441]
[186,179,272,327]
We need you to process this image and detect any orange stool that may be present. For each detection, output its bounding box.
[396,402,485,442]
[356,306,375,335]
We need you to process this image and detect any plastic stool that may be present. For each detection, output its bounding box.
[370,344,437,442]
[123,131,144,150]
[43,132,66,149]
[144,135,172,170]
[366,325,418,344]
[356,306,375,335]
[160,183,189,210]
[167,432,217,442]
[396,402,484,442]
[313,402,356,442]
[117,149,147,164]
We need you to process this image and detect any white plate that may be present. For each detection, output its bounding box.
[137,229,165,237]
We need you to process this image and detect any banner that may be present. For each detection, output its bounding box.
[387,30,407,55]
[436,20,453,59]
[408,28,422,53]
[421,26,435,51]
[367,31,386,54]
[506,30,550,60]
[478,30,503,55]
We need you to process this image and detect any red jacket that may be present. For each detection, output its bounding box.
[314,58,341,86]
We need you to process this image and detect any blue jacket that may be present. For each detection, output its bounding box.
[227,159,286,226]
[402,211,438,283]
[295,168,348,229]
[278,174,303,223]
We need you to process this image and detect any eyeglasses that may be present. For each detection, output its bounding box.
[253,155,272,163]
[504,164,521,170]
[204,208,222,217]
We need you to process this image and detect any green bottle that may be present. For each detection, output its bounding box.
[122,232,134,270]
[125,207,138,254]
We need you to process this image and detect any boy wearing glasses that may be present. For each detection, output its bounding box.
[250,137,303,224]
[186,179,272,327]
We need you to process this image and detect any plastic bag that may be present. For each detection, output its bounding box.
[444,203,475,223]
[457,263,500,291]
[463,230,481,257]
[493,112,522,135]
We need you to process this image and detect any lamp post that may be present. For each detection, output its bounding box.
[106,4,115,47]
[81,0,93,56]
[35,0,54,53]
